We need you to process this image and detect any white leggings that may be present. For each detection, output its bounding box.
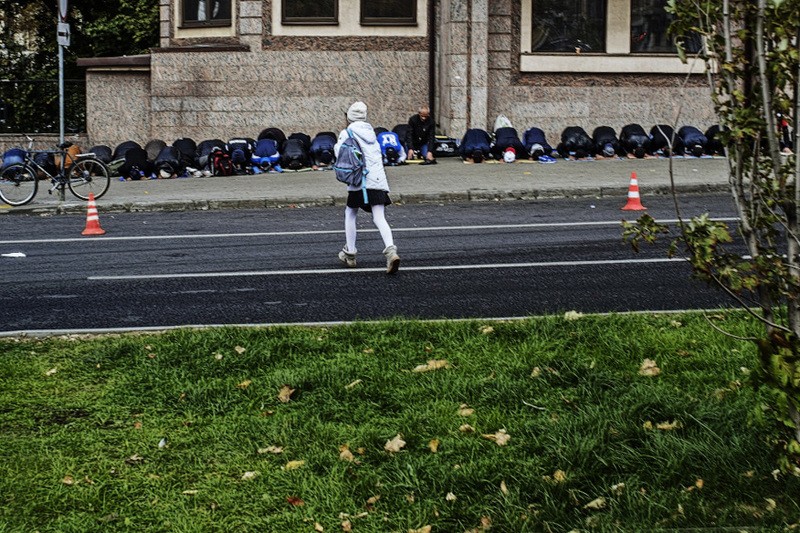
[344,205,393,253]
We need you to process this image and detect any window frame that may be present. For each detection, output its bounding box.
[519,0,702,74]
[180,0,233,29]
[360,0,417,27]
[281,0,339,26]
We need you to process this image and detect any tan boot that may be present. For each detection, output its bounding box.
[383,245,400,274]
[338,247,357,268]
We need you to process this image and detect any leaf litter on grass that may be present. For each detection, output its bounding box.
[1,314,798,531]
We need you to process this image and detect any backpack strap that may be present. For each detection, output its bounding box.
[347,129,369,203]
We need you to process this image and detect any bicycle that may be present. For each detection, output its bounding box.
[0,137,111,206]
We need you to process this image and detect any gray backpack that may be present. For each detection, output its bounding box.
[334,129,368,188]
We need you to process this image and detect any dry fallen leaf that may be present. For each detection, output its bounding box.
[286,496,304,506]
[384,434,406,453]
[428,439,440,453]
[639,358,661,376]
[362,348,374,354]
[278,385,295,403]
[45,367,58,377]
[445,492,457,501]
[237,379,252,389]
[339,445,355,462]
[412,359,451,373]
[284,460,305,471]
[344,379,362,390]
[643,421,654,430]
[459,424,475,433]
[341,519,352,531]
[611,482,626,495]
[584,496,607,510]
[530,366,542,378]
[656,420,682,431]
[564,310,584,321]
[234,345,246,354]
[182,490,198,495]
[408,527,431,533]
[125,454,144,465]
[365,495,381,510]
[482,429,511,446]
[214,352,223,360]
[765,498,777,512]
[133,421,143,430]
[500,480,509,495]
[62,475,75,486]
[257,445,283,454]
[458,404,475,417]
[241,471,259,481]
[480,325,494,334]
[553,470,567,483]
[314,522,324,532]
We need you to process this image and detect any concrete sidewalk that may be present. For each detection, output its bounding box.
[0,156,730,215]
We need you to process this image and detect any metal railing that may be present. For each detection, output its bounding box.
[0,79,86,134]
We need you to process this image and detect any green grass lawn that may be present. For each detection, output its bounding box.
[1,312,798,532]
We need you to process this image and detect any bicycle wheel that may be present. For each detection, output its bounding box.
[0,163,38,206]
[67,158,110,201]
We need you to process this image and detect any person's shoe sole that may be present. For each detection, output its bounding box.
[386,256,400,275]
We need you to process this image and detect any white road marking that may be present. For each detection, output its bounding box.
[89,257,687,281]
[0,308,739,338]
[0,218,739,245]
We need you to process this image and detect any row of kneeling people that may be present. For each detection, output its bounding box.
[459,123,728,164]
[0,122,728,180]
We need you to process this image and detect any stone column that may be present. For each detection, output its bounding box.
[436,0,489,137]
[239,0,263,50]
[159,0,170,48]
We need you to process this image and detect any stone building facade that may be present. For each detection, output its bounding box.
[76,0,716,148]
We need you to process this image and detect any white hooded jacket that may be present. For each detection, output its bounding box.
[335,120,390,193]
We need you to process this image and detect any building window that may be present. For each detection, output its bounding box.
[361,0,417,25]
[531,0,606,53]
[182,0,232,27]
[282,0,338,25]
[630,0,701,53]
[521,0,704,73]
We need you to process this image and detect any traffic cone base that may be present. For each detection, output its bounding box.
[621,171,646,211]
[82,193,106,235]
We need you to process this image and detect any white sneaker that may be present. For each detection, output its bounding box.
[383,245,400,274]
[338,247,357,268]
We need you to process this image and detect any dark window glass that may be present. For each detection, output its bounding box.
[362,0,416,25]
[531,0,606,53]
[182,0,232,27]
[283,0,338,24]
[631,0,702,53]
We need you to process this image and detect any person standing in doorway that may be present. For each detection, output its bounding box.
[405,105,437,164]
[335,101,401,275]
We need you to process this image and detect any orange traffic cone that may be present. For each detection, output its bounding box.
[81,193,106,235]
[621,172,646,211]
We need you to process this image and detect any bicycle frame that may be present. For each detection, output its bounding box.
[24,147,97,196]
[0,137,111,206]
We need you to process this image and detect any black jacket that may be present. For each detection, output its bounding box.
[557,126,593,158]
[406,114,436,151]
[619,124,651,157]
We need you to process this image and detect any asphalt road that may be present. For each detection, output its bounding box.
[0,194,742,335]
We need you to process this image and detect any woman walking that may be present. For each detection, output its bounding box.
[335,101,400,274]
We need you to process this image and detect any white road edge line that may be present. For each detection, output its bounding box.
[88,257,687,281]
[0,218,739,245]
[0,308,738,338]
